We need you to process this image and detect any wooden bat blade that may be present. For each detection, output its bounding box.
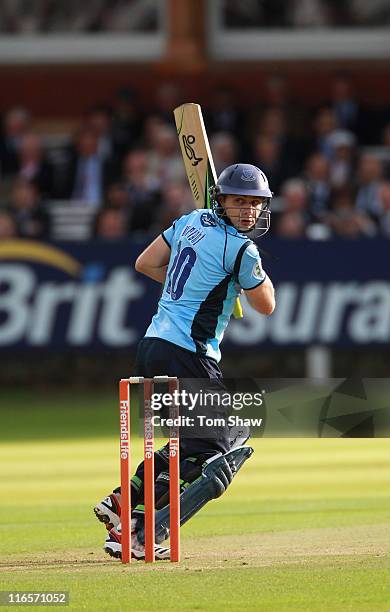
[174,102,244,320]
[174,103,217,209]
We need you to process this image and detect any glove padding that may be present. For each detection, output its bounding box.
[202,454,234,498]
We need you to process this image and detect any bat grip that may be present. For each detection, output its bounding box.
[233,297,243,319]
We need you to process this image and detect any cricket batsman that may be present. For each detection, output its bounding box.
[95,163,275,559]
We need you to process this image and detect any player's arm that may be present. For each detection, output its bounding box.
[244,275,275,315]
[236,243,276,315]
[135,235,171,284]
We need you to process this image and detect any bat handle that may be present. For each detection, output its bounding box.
[233,297,243,319]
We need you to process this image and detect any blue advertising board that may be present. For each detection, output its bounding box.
[0,238,388,350]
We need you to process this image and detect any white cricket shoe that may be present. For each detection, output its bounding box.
[94,493,121,530]
[104,522,170,561]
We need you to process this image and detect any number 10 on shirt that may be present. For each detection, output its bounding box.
[173,102,243,319]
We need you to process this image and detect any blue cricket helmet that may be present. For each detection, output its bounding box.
[212,163,273,237]
[216,163,272,198]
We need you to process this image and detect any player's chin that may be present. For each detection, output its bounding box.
[238,221,256,231]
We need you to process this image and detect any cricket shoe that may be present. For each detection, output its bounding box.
[94,493,121,530]
[104,523,170,561]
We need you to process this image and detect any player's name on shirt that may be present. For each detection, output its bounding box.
[181,224,206,246]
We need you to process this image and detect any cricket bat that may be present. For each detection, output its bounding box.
[173,102,243,319]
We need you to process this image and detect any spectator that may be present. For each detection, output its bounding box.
[275,178,309,234]
[206,86,242,136]
[210,132,238,176]
[276,212,306,239]
[122,149,161,232]
[0,107,31,175]
[143,114,167,151]
[304,152,331,220]
[9,179,49,239]
[44,1,106,33]
[147,124,184,185]
[377,182,390,238]
[288,0,330,27]
[258,106,286,141]
[0,210,18,239]
[155,83,181,125]
[252,134,287,194]
[327,130,357,189]
[104,182,155,234]
[94,208,128,240]
[280,178,308,212]
[101,0,158,32]
[223,1,266,28]
[251,106,302,175]
[111,87,143,160]
[355,154,384,218]
[0,0,54,33]
[153,182,194,234]
[327,190,376,238]
[382,123,390,147]
[122,149,159,193]
[17,131,53,196]
[379,123,390,176]
[57,127,116,207]
[280,178,310,225]
[104,182,130,210]
[329,73,360,132]
[87,106,114,161]
[264,74,289,108]
[262,74,305,143]
[350,0,390,27]
[0,0,158,33]
[310,107,338,160]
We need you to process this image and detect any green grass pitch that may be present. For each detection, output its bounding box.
[0,390,389,611]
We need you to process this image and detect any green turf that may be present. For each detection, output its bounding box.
[0,392,389,611]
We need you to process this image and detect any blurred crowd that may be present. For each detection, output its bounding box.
[224,0,390,28]
[0,75,390,242]
[0,0,157,33]
[2,0,390,33]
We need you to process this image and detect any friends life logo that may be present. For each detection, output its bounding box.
[0,239,143,347]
